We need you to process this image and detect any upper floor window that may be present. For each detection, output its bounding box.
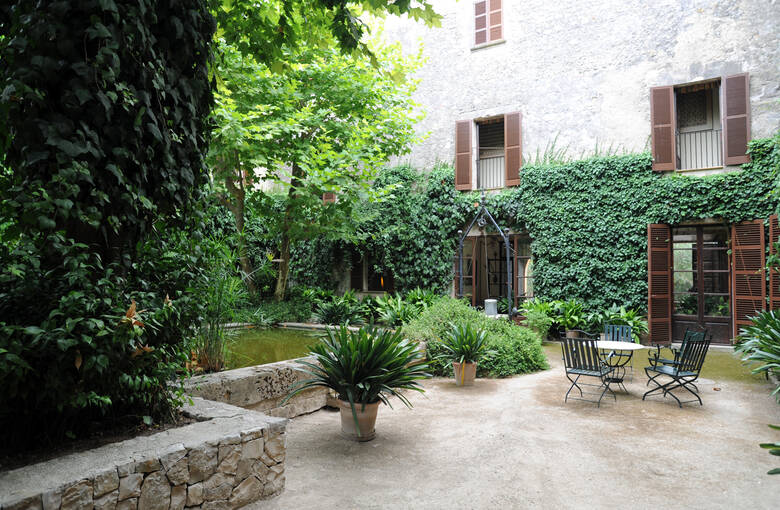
[455,112,521,191]
[650,73,750,172]
[474,0,503,47]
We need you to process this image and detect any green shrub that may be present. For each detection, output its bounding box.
[313,296,365,325]
[375,294,421,328]
[437,323,491,364]
[736,309,780,400]
[255,298,313,324]
[402,297,548,377]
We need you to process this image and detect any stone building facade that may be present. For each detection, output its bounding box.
[382,0,780,179]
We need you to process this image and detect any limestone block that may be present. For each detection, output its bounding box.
[234,459,253,483]
[240,439,263,461]
[135,458,162,474]
[169,486,186,510]
[42,488,62,510]
[202,474,233,502]
[61,480,93,510]
[261,475,284,498]
[117,462,135,478]
[250,462,269,480]
[165,457,189,486]
[265,465,284,484]
[4,496,42,510]
[94,469,120,498]
[94,490,118,510]
[201,501,229,510]
[263,435,285,463]
[187,446,218,484]
[228,476,262,509]
[159,446,187,472]
[219,434,240,446]
[258,452,275,468]
[217,445,240,475]
[116,498,138,510]
[137,472,170,510]
[119,474,144,500]
[186,483,203,507]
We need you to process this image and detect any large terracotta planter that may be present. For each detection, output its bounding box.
[565,329,579,338]
[336,399,379,442]
[452,361,477,386]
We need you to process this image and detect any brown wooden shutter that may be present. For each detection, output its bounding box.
[650,86,676,171]
[474,1,487,45]
[488,0,502,41]
[504,112,522,187]
[731,219,766,338]
[455,120,473,191]
[770,215,779,311]
[648,224,672,344]
[722,73,751,166]
[322,192,335,203]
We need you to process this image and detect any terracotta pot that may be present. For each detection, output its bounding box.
[452,361,477,386]
[565,329,579,338]
[337,399,379,442]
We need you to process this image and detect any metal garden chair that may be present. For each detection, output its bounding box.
[561,332,616,407]
[603,323,634,380]
[643,333,711,407]
[647,328,707,370]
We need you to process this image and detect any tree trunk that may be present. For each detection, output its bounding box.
[273,162,304,301]
[219,157,257,296]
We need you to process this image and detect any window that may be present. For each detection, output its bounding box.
[350,251,394,293]
[454,112,521,191]
[514,237,533,306]
[474,0,503,47]
[650,73,750,172]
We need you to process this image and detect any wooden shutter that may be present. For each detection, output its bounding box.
[731,219,765,338]
[504,112,522,187]
[488,0,502,41]
[322,192,335,203]
[474,1,488,45]
[770,215,779,311]
[650,86,676,171]
[722,73,751,166]
[648,224,672,344]
[455,120,473,191]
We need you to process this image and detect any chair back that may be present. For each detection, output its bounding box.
[604,324,633,343]
[677,335,711,374]
[682,329,707,343]
[561,336,602,372]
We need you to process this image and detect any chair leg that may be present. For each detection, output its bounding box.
[643,375,674,401]
[678,378,703,406]
[565,373,583,402]
[597,379,615,408]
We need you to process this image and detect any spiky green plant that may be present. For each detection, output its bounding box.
[438,323,491,365]
[283,326,430,435]
[375,294,421,327]
[736,309,780,399]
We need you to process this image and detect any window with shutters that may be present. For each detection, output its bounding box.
[474,0,503,48]
[650,73,750,172]
[476,118,505,189]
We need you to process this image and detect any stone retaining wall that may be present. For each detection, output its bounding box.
[184,358,328,419]
[0,399,286,510]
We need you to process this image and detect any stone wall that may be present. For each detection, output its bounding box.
[382,0,780,170]
[0,399,286,510]
[184,357,328,419]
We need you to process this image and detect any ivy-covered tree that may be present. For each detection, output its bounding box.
[208,41,424,300]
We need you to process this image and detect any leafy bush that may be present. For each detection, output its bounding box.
[403,297,548,377]
[284,325,430,432]
[375,294,421,328]
[404,287,439,310]
[555,299,586,331]
[585,304,648,342]
[522,308,555,339]
[736,310,780,400]
[255,298,313,324]
[313,296,365,326]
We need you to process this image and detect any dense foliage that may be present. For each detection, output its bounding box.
[403,297,548,378]
[0,0,215,449]
[736,310,780,400]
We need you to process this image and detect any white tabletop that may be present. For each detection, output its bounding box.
[595,340,646,351]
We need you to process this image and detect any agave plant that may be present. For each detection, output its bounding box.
[313,297,365,325]
[736,309,780,399]
[404,287,438,310]
[283,325,430,434]
[438,322,491,365]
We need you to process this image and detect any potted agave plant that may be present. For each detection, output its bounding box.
[438,323,491,386]
[284,325,430,441]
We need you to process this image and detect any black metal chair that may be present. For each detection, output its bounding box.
[643,333,711,407]
[561,332,616,407]
[603,323,634,380]
[648,328,707,368]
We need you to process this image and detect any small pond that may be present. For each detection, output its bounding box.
[226,327,324,369]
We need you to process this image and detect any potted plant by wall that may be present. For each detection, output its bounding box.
[283,325,430,441]
[438,323,491,386]
[556,299,586,338]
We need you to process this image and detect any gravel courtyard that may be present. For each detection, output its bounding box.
[251,345,778,510]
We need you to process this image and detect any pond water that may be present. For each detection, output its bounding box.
[542,342,766,384]
[226,327,325,369]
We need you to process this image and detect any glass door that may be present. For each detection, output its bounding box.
[672,225,731,343]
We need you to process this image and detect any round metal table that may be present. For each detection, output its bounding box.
[595,341,646,390]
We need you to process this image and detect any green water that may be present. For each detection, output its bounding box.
[542,342,766,384]
[226,327,324,369]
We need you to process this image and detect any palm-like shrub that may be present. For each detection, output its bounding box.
[285,325,430,431]
[736,309,780,399]
[313,295,365,325]
[404,287,438,309]
[376,294,421,327]
[438,323,491,364]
